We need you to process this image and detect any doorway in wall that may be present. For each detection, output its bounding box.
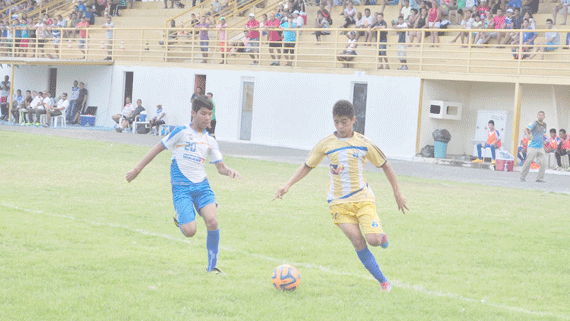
[194,74,206,95]
[124,71,133,102]
[352,82,367,135]
[240,80,254,140]
[48,68,57,97]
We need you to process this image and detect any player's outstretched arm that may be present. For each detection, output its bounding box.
[381,161,409,214]
[126,142,166,182]
[215,161,243,179]
[273,164,312,201]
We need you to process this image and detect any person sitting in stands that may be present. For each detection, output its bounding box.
[473,120,501,164]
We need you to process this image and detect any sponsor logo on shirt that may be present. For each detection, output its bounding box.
[330,164,344,175]
[371,220,379,228]
[183,153,205,164]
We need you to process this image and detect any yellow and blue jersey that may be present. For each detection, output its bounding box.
[305,132,387,205]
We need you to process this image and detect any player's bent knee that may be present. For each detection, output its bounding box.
[366,234,383,247]
[180,224,197,238]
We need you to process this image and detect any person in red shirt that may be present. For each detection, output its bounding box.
[555,128,570,170]
[473,120,501,164]
[245,13,260,65]
[76,16,90,59]
[544,128,560,153]
[265,12,282,66]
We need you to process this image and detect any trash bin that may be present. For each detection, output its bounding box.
[434,141,448,158]
[432,129,451,158]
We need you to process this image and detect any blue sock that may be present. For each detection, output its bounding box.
[356,247,387,283]
[206,229,220,272]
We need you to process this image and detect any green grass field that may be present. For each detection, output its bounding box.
[1,131,569,320]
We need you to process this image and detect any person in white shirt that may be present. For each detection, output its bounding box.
[102,16,114,60]
[30,91,47,126]
[292,10,304,28]
[149,104,166,135]
[529,18,560,60]
[112,97,133,125]
[401,0,412,20]
[126,95,242,275]
[45,92,70,127]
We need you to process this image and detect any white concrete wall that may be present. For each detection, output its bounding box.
[6,65,421,159]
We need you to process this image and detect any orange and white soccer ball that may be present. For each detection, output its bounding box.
[271,264,301,291]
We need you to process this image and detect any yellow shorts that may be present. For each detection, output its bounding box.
[329,201,383,235]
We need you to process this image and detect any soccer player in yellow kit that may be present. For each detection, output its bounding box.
[273,100,408,292]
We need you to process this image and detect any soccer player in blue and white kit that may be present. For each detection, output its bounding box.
[126,95,242,274]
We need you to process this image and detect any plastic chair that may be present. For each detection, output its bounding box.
[159,124,171,136]
[18,109,28,124]
[52,114,66,128]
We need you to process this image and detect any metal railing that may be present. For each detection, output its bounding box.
[1,26,569,77]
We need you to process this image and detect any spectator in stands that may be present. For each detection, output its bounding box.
[555,129,570,170]
[315,12,331,43]
[66,80,79,123]
[19,17,29,57]
[441,0,458,24]
[544,128,560,153]
[266,12,283,65]
[394,15,409,69]
[78,0,87,14]
[355,11,366,40]
[473,120,501,164]
[196,16,211,64]
[451,9,474,44]
[34,18,47,58]
[529,19,559,59]
[127,0,134,9]
[372,13,389,69]
[149,104,166,136]
[30,91,50,126]
[478,1,491,18]
[523,11,536,29]
[428,0,442,44]
[521,0,538,16]
[109,0,121,16]
[409,8,426,45]
[360,8,374,43]
[292,10,304,29]
[479,8,507,45]
[245,13,260,65]
[49,16,65,59]
[381,0,400,14]
[474,11,494,45]
[102,16,114,60]
[317,3,333,26]
[112,97,133,126]
[552,0,570,25]
[401,0,413,20]
[342,2,357,28]
[503,7,522,44]
[95,0,107,16]
[337,31,358,68]
[492,0,507,14]
[216,17,229,64]
[45,93,69,127]
[508,0,522,9]
[510,18,536,58]
[211,0,223,13]
[281,15,296,66]
[76,16,89,59]
[71,82,88,125]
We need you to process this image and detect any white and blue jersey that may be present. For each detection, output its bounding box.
[161,125,222,225]
[161,125,223,185]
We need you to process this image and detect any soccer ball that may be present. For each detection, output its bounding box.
[271,264,301,291]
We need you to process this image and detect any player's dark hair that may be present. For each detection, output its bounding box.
[207,92,213,97]
[538,110,545,115]
[488,120,494,125]
[192,95,214,112]
[560,129,566,134]
[550,128,557,134]
[333,100,354,118]
[546,18,553,23]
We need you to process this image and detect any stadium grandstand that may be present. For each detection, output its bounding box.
[0,0,568,162]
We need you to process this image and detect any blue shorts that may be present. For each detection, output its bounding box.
[172,179,216,225]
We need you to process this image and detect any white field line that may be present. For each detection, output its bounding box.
[3,203,568,320]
